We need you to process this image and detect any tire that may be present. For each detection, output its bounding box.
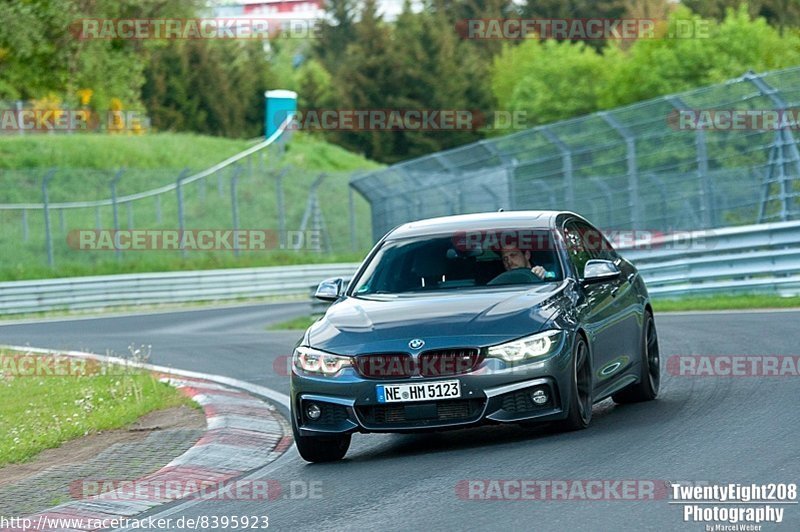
[613,310,660,404]
[557,334,592,431]
[292,416,351,463]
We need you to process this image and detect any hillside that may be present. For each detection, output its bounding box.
[0,132,381,281]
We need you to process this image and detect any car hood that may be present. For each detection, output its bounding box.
[307,281,569,354]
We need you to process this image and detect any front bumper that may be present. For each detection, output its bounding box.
[290,334,576,436]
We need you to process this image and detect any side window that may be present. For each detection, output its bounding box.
[574,221,619,262]
[562,221,592,277]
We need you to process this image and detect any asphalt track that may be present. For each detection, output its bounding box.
[1,304,798,531]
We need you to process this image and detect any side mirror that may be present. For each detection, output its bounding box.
[315,278,343,301]
[581,259,620,285]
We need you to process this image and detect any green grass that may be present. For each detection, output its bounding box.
[0,348,196,466]
[267,314,320,330]
[0,133,252,171]
[653,294,800,312]
[0,132,381,281]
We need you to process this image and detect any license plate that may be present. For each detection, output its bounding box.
[376,380,461,403]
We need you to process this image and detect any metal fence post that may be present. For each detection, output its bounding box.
[300,174,328,252]
[481,184,502,211]
[589,177,614,227]
[397,169,430,219]
[300,174,324,232]
[348,186,357,252]
[275,168,287,249]
[22,209,29,242]
[744,71,800,222]
[645,173,669,228]
[41,169,56,267]
[176,168,190,259]
[155,195,162,224]
[600,111,641,229]
[666,95,714,228]
[433,154,462,214]
[481,142,516,211]
[500,157,519,211]
[230,166,241,258]
[541,127,575,209]
[16,101,23,137]
[110,169,124,261]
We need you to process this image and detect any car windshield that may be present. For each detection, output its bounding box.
[351,229,563,296]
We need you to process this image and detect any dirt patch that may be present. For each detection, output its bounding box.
[0,405,205,488]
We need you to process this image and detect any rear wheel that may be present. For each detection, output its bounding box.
[613,310,660,404]
[557,335,592,431]
[292,416,351,463]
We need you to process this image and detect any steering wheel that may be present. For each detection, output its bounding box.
[487,268,542,286]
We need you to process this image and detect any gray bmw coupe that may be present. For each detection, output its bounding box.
[291,211,660,462]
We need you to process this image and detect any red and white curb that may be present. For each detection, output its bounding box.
[0,346,293,532]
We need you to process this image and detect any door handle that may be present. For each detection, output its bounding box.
[612,273,636,297]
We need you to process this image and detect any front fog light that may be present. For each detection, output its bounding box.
[306,403,322,420]
[531,388,549,405]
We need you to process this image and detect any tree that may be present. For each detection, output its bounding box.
[0,0,198,108]
[490,5,800,128]
[519,0,628,49]
[491,38,616,127]
[329,0,404,161]
[683,0,800,34]
[296,58,335,115]
[315,0,358,74]
[599,5,800,108]
[142,40,274,138]
[388,1,488,158]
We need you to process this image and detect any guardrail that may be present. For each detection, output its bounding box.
[0,221,798,316]
[617,219,800,297]
[0,263,360,315]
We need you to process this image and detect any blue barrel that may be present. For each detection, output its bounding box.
[265,90,297,138]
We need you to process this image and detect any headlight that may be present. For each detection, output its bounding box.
[486,330,563,363]
[293,346,352,376]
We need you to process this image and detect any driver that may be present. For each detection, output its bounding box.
[499,244,547,280]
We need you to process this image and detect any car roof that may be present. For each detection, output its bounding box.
[386,211,574,240]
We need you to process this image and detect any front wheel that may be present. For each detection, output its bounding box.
[613,310,660,404]
[292,418,351,463]
[557,334,592,431]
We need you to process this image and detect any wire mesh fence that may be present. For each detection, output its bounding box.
[0,141,373,276]
[351,68,800,241]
